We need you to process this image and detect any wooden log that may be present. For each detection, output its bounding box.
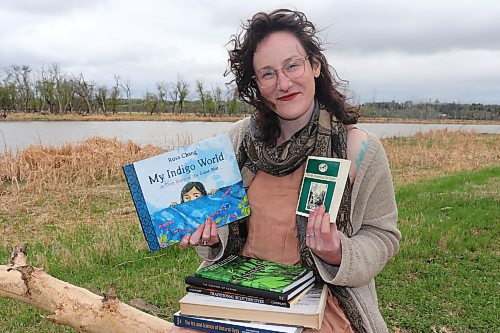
[0,244,173,333]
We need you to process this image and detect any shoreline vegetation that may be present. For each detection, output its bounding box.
[1,130,499,332]
[1,111,499,125]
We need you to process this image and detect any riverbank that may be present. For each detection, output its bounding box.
[1,111,499,125]
[0,130,499,332]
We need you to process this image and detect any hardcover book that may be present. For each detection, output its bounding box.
[179,284,328,329]
[192,255,314,300]
[123,134,251,252]
[186,279,315,308]
[185,274,315,302]
[173,311,303,333]
[296,156,351,222]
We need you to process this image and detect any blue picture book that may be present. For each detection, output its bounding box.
[123,134,250,252]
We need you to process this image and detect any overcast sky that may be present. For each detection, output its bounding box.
[1,0,499,104]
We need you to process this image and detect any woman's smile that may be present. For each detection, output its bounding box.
[277,92,300,101]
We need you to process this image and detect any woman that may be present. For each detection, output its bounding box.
[178,9,400,333]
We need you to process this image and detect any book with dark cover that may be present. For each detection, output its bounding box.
[190,255,314,301]
[123,134,251,252]
[173,311,303,333]
[186,279,315,308]
[296,156,351,222]
[179,284,328,329]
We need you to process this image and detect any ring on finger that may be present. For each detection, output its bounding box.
[201,240,208,246]
[306,233,315,238]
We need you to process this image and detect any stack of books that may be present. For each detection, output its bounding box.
[175,255,328,332]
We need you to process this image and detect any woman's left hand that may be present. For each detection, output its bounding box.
[306,204,342,265]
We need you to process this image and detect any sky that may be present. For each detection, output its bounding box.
[1,0,499,104]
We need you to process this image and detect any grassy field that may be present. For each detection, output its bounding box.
[0,130,498,332]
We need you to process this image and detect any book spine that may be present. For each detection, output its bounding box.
[173,313,283,333]
[185,275,288,301]
[186,285,290,308]
[122,164,160,252]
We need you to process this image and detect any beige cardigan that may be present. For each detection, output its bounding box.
[197,118,401,333]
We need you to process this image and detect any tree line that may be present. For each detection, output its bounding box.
[360,100,500,121]
[1,64,498,120]
[0,64,251,116]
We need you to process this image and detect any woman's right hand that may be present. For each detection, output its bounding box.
[179,216,220,249]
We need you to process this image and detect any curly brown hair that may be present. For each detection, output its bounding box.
[226,9,359,145]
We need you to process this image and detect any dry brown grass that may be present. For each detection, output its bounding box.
[382,129,499,185]
[0,137,165,193]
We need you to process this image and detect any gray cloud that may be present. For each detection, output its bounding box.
[0,0,499,103]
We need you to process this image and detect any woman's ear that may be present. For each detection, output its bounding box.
[311,58,321,78]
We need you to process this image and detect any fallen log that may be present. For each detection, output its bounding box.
[0,244,173,333]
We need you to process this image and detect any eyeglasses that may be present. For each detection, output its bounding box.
[253,56,309,89]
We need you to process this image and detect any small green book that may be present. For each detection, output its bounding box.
[296,156,351,222]
[194,255,314,294]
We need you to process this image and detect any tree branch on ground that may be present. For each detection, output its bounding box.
[0,244,173,333]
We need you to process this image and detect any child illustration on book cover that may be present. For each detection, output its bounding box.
[170,181,217,206]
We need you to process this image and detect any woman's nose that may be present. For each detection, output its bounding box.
[275,71,292,91]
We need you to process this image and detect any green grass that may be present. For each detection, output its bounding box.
[378,167,499,332]
[1,167,499,333]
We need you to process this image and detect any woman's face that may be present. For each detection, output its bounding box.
[182,187,203,202]
[253,31,320,123]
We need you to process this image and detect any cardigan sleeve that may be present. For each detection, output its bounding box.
[313,134,401,287]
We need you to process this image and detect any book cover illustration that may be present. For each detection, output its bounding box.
[123,134,251,252]
[195,255,313,293]
[296,156,351,222]
[185,274,314,302]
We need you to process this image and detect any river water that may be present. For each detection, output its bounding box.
[1,121,498,153]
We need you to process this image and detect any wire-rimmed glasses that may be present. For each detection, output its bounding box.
[253,56,310,89]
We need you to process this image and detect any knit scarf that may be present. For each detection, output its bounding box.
[225,102,366,332]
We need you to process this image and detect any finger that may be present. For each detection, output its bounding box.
[316,212,332,250]
[313,205,325,237]
[208,219,220,244]
[189,224,205,245]
[201,217,213,242]
[320,212,332,240]
[306,207,317,236]
[179,233,191,249]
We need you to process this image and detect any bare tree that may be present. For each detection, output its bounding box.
[205,90,215,116]
[212,84,223,116]
[120,78,132,113]
[174,76,189,114]
[196,80,206,116]
[155,81,168,113]
[0,80,16,112]
[37,66,57,114]
[59,78,76,113]
[109,74,121,114]
[96,85,108,114]
[168,83,179,113]
[226,83,239,116]
[74,73,95,114]
[49,64,65,114]
[143,91,160,114]
[7,64,34,112]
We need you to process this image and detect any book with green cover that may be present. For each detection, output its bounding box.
[296,156,351,222]
[194,255,313,294]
